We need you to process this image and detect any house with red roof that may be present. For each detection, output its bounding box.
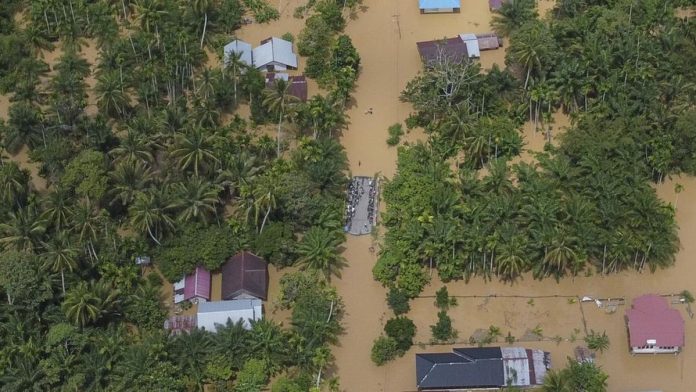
[173,266,211,304]
[626,294,685,354]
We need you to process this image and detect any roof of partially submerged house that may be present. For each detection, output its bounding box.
[416,37,468,67]
[266,73,308,102]
[476,33,502,50]
[253,37,298,69]
[183,266,211,301]
[197,299,262,331]
[224,39,253,66]
[626,294,685,347]
[221,252,269,300]
[419,0,461,9]
[417,347,504,389]
[416,347,549,389]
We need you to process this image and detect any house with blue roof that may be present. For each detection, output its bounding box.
[419,0,461,13]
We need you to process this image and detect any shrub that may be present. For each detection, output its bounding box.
[681,290,695,304]
[386,123,404,146]
[431,311,457,342]
[371,335,399,365]
[435,286,457,310]
[281,32,294,43]
[384,316,416,352]
[387,287,411,315]
[585,330,610,353]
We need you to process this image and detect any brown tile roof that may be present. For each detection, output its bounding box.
[221,252,268,300]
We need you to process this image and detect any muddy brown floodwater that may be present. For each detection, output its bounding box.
[1,1,695,391]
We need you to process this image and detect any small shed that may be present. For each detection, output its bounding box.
[416,36,469,67]
[266,73,308,102]
[419,0,461,13]
[626,294,685,354]
[173,266,211,304]
[253,37,298,71]
[221,252,269,300]
[459,33,481,58]
[197,299,263,331]
[223,39,253,67]
[476,33,503,50]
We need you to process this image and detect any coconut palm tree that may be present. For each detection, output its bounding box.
[169,128,220,176]
[41,233,79,295]
[0,205,48,253]
[192,0,211,48]
[216,151,263,199]
[70,199,105,262]
[62,281,101,327]
[96,70,131,119]
[4,102,44,153]
[40,187,73,232]
[108,160,154,207]
[131,0,167,33]
[168,177,221,224]
[224,51,248,104]
[297,227,347,281]
[507,21,554,89]
[0,161,30,209]
[491,0,538,37]
[263,79,301,157]
[109,131,157,166]
[247,319,289,374]
[128,189,175,244]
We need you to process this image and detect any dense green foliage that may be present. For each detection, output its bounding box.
[376,0,693,296]
[430,310,457,342]
[384,316,416,352]
[370,335,399,366]
[584,330,610,353]
[0,0,361,390]
[542,359,609,392]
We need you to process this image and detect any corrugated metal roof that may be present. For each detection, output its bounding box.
[419,0,461,9]
[197,299,263,331]
[416,37,468,67]
[459,33,481,58]
[416,347,549,389]
[253,37,298,70]
[224,40,253,67]
[626,294,685,347]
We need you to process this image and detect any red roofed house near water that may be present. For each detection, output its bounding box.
[221,252,269,301]
[626,294,685,354]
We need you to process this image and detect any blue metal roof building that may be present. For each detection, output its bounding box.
[418,0,461,13]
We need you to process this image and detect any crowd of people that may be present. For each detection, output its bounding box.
[344,176,378,234]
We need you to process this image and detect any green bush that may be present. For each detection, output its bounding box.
[371,335,399,366]
[585,330,610,353]
[435,286,457,310]
[281,32,294,43]
[156,224,238,281]
[386,123,404,146]
[243,0,280,23]
[431,311,457,342]
[384,316,416,352]
[387,287,411,315]
[254,221,297,267]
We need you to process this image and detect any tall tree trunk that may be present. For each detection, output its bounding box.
[61,269,66,295]
[200,13,208,49]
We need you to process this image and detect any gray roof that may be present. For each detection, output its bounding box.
[416,347,551,389]
[416,348,504,389]
[198,299,262,313]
